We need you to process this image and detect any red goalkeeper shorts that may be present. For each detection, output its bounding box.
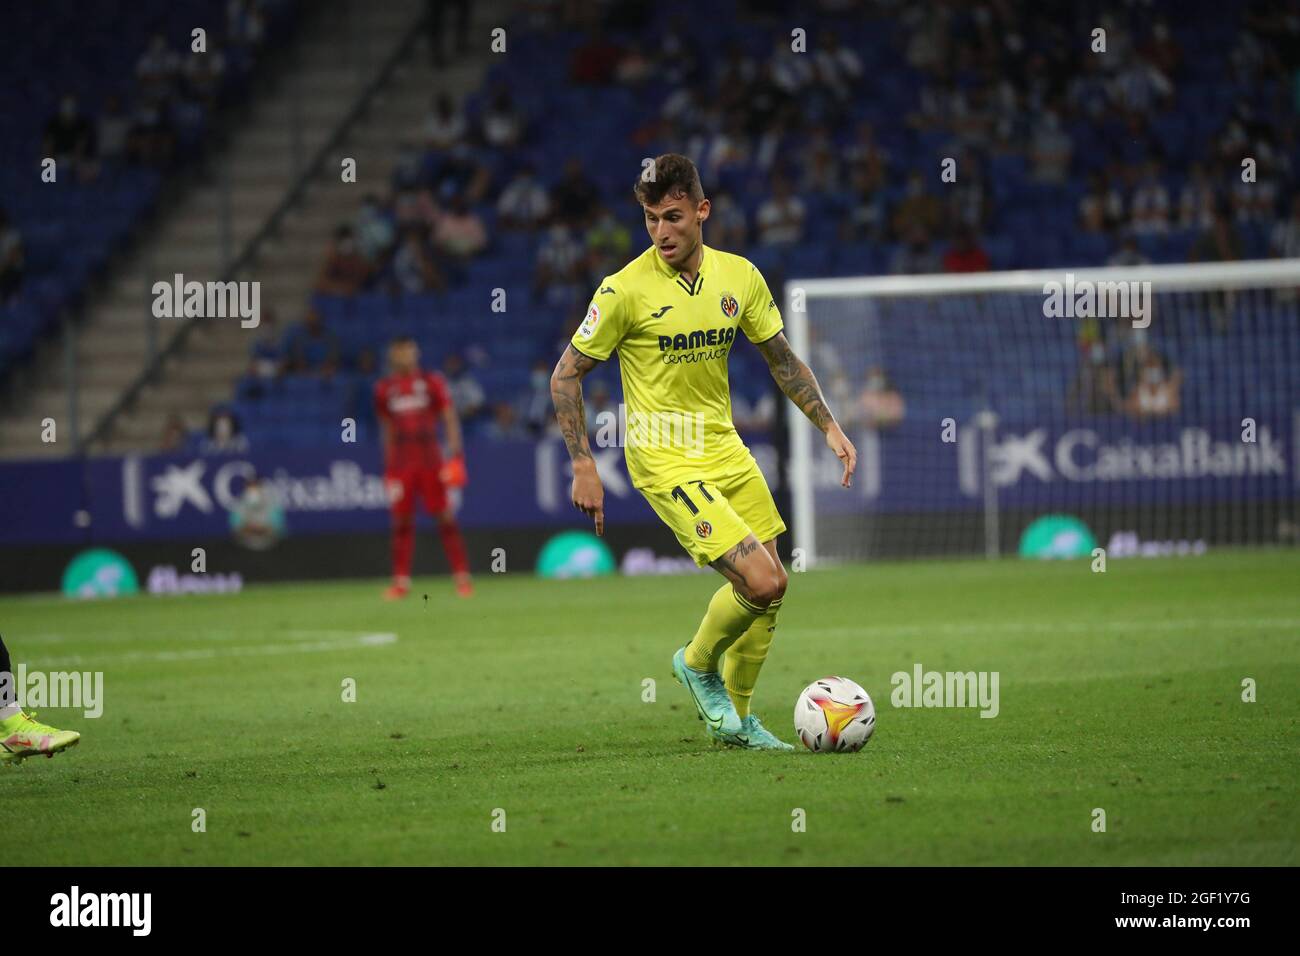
[385,465,447,517]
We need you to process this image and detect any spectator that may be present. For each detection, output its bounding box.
[891,225,941,274]
[356,194,396,264]
[522,358,558,436]
[570,28,622,86]
[130,91,176,167]
[0,207,24,303]
[135,34,181,102]
[248,306,285,382]
[479,89,523,149]
[843,120,888,193]
[842,165,886,242]
[1178,162,1218,231]
[283,308,340,377]
[422,93,467,150]
[394,186,439,233]
[811,32,863,105]
[182,39,227,108]
[200,407,250,455]
[96,94,132,165]
[227,0,268,51]
[43,94,96,180]
[485,401,525,440]
[425,0,470,67]
[755,175,805,246]
[160,413,189,452]
[1029,110,1072,184]
[891,171,942,240]
[433,194,487,260]
[315,225,372,295]
[1190,206,1243,263]
[1269,195,1300,258]
[856,366,905,430]
[942,227,991,273]
[1130,159,1171,235]
[496,165,551,231]
[1125,353,1183,419]
[584,204,630,278]
[391,225,445,294]
[1067,341,1122,415]
[442,353,486,422]
[708,191,749,250]
[1108,234,1151,267]
[550,158,600,227]
[534,222,586,307]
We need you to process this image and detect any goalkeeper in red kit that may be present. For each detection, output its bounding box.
[374,336,473,599]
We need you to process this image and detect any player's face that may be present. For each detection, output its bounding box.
[390,342,419,373]
[643,194,710,270]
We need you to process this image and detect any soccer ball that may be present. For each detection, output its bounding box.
[794,677,876,753]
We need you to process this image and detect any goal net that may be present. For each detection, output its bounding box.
[783,260,1300,566]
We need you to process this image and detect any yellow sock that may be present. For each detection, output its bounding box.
[683,583,766,672]
[722,597,782,719]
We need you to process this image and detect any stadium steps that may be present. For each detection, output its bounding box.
[93,6,507,456]
[0,0,443,460]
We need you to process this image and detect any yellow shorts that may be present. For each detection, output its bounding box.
[639,453,787,567]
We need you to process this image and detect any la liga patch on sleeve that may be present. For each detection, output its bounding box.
[578,302,600,338]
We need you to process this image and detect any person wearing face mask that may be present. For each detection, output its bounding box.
[857,365,905,429]
[1126,354,1183,419]
[201,407,250,455]
[1068,340,1121,415]
[315,225,372,296]
[523,359,559,437]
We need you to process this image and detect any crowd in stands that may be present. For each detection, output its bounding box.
[0,0,292,383]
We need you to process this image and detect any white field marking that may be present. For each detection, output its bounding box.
[13,628,381,646]
[810,618,1300,639]
[25,632,397,667]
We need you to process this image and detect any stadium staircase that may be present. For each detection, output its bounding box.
[0,0,504,458]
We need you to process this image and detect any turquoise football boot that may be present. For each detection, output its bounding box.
[672,647,745,740]
[709,713,795,751]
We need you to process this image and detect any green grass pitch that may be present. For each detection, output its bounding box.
[2,550,1296,866]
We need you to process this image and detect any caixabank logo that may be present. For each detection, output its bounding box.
[960,422,1287,494]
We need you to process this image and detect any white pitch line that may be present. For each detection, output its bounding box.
[808,618,1300,639]
[25,633,398,666]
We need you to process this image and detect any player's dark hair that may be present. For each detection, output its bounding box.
[633,154,705,207]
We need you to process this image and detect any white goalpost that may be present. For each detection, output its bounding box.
[784,259,1300,567]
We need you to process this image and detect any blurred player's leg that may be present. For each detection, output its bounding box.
[385,470,416,599]
[0,635,81,762]
[422,468,472,597]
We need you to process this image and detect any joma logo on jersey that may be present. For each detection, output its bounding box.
[658,327,736,351]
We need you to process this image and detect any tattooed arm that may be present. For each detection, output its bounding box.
[550,343,606,533]
[754,331,858,488]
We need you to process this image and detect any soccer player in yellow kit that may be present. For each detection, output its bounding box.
[550,154,857,750]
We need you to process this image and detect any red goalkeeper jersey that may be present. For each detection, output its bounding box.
[374,370,451,470]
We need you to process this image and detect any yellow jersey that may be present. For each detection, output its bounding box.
[570,243,782,490]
